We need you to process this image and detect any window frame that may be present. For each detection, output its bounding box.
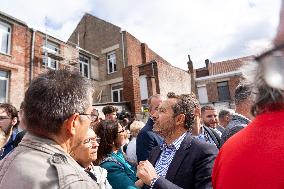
[79,54,90,78]
[42,40,60,70]
[107,52,117,74]
[217,81,230,101]
[111,84,123,102]
[197,85,209,104]
[0,70,9,103]
[0,21,11,55]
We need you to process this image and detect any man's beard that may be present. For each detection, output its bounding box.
[153,121,176,139]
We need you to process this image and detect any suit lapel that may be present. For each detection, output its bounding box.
[148,146,162,165]
[165,133,193,182]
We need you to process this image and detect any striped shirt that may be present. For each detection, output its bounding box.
[155,132,187,177]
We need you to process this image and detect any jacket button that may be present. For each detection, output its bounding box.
[52,153,67,164]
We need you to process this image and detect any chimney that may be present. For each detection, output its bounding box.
[205,59,210,68]
[187,54,193,73]
[141,43,149,64]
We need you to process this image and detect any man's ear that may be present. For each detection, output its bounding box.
[64,113,79,136]
[175,114,185,126]
[11,117,18,127]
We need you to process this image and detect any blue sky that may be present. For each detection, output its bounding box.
[0,0,281,69]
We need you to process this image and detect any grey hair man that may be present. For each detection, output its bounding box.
[218,109,232,128]
[0,69,99,189]
[220,82,253,146]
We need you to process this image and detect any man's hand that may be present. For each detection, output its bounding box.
[191,107,201,136]
[136,160,159,186]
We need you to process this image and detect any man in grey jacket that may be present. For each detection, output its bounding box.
[0,69,99,189]
[220,82,253,146]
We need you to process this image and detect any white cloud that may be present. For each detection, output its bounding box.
[0,0,281,69]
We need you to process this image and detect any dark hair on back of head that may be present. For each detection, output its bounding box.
[218,109,231,119]
[102,105,118,115]
[94,120,119,164]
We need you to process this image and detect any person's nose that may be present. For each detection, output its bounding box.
[152,111,159,121]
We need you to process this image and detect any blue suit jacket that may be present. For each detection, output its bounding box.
[136,118,163,162]
[148,132,218,189]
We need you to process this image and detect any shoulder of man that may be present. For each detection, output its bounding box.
[204,126,221,149]
[0,142,99,189]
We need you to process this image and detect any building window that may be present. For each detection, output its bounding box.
[0,70,9,103]
[42,41,59,69]
[111,84,123,102]
[0,21,11,54]
[217,81,230,101]
[107,52,117,74]
[139,75,148,100]
[197,85,208,104]
[79,54,90,78]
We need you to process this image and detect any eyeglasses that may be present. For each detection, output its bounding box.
[83,137,101,145]
[79,113,98,121]
[255,42,284,90]
[117,129,125,134]
[0,116,10,121]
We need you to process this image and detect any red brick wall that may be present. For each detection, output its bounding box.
[228,76,242,100]
[201,75,242,103]
[125,32,143,66]
[0,20,31,108]
[207,82,219,102]
[139,62,160,95]
[122,65,141,113]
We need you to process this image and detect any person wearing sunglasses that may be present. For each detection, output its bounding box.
[71,128,112,189]
[212,1,284,188]
[95,120,138,189]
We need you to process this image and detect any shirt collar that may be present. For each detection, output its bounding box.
[160,132,187,151]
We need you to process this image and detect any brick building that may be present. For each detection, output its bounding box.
[68,13,191,114]
[0,11,99,108]
[189,56,253,110]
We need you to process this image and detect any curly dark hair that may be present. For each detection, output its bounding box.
[94,120,119,164]
[0,103,18,119]
[102,105,118,115]
[167,92,200,130]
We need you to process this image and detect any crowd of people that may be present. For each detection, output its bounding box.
[1,1,284,188]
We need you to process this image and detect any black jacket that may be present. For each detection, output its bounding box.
[148,132,218,189]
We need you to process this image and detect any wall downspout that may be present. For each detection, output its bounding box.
[121,30,126,68]
[29,29,35,83]
[151,61,155,76]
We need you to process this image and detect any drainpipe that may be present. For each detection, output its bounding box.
[29,29,35,83]
[120,30,126,68]
[151,61,155,76]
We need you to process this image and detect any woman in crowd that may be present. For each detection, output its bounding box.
[95,120,138,189]
[71,128,112,189]
[126,120,144,166]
